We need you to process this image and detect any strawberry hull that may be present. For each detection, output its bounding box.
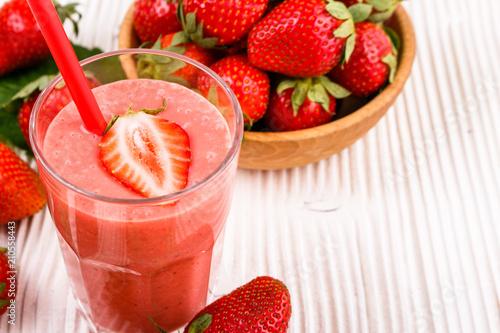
[31,66,243,333]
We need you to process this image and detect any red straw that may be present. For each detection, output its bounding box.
[26,0,106,135]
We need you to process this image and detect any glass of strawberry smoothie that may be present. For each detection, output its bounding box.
[29,49,243,333]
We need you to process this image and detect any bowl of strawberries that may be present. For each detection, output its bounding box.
[119,0,416,170]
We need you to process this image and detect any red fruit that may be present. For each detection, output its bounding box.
[181,0,268,46]
[0,142,46,224]
[328,21,396,97]
[17,77,101,148]
[0,0,50,76]
[133,0,182,43]
[264,76,350,131]
[198,54,270,127]
[0,0,80,76]
[98,102,191,198]
[182,276,292,332]
[17,93,38,147]
[0,248,15,315]
[159,32,217,87]
[248,0,355,77]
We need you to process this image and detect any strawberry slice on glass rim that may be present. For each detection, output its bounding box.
[98,100,191,198]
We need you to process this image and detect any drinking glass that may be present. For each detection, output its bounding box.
[30,49,243,333]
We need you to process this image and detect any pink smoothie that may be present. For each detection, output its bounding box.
[41,79,235,332]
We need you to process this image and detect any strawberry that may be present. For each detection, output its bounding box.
[264,76,350,131]
[17,76,101,148]
[339,0,403,22]
[154,32,217,87]
[328,21,397,97]
[197,54,270,128]
[17,93,38,148]
[0,142,46,224]
[0,0,80,76]
[247,0,356,78]
[180,0,268,46]
[133,0,182,43]
[178,276,292,333]
[0,248,15,315]
[98,101,191,198]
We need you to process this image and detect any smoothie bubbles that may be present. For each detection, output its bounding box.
[30,50,243,332]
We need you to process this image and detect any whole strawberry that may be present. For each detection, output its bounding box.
[247,0,355,77]
[0,0,79,76]
[133,0,182,43]
[17,76,101,148]
[264,76,350,131]
[181,276,292,332]
[159,32,217,87]
[328,21,396,97]
[339,0,403,22]
[0,248,15,315]
[181,0,268,46]
[198,54,270,128]
[0,142,46,224]
[0,0,49,76]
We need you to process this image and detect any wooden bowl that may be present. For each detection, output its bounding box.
[118,4,416,170]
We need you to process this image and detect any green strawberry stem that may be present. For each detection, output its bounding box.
[148,314,167,333]
[177,4,218,48]
[53,0,82,36]
[326,1,356,62]
[104,99,167,134]
[187,314,213,333]
[277,76,351,114]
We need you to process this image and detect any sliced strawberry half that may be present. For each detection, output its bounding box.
[98,101,191,198]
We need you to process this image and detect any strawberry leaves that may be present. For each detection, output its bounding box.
[326,0,356,62]
[186,314,212,333]
[0,44,102,151]
[137,38,189,86]
[278,76,351,114]
[177,4,219,49]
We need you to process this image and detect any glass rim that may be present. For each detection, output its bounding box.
[30,48,244,205]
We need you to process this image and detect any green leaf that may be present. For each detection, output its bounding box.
[367,5,396,22]
[0,107,29,150]
[0,58,59,108]
[291,79,309,116]
[326,1,351,20]
[171,31,191,46]
[162,45,187,56]
[365,0,392,11]
[307,83,331,113]
[382,53,398,83]
[206,84,219,107]
[383,25,401,51]
[349,3,373,23]
[187,314,212,333]
[318,76,351,99]
[277,79,298,94]
[334,19,355,38]
[0,43,103,150]
[0,282,6,294]
[185,12,197,33]
[10,75,55,102]
[344,33,356,63]
[55,1,82,36]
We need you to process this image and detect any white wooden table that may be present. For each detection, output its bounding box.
[1,0,499,332]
